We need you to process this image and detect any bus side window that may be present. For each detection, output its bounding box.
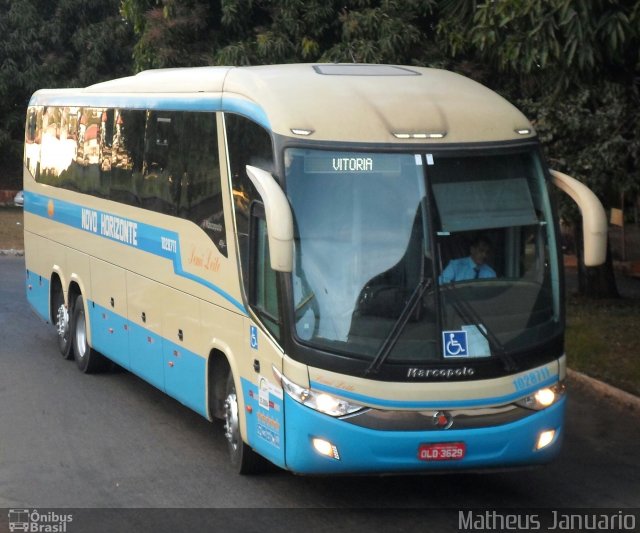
[179,112,227,257]
[25,107,42,179]
[39,107,62,186]
[249,203,281,340]
[112,109,145,206]
[98,108,114,199]
[142,111,174,214]
[225,113,275,297]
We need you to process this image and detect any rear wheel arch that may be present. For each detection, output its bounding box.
[67,281,87,341]
[67,281,82,308]
[49,273,64,323]
[208,349,231,420]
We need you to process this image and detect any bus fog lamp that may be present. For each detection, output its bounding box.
[312,438,341,460]
[536,429,556,450]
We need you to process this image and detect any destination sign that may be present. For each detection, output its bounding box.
[304,154,401,174]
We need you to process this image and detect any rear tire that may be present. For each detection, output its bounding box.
[71,295,108,374]
[52,287,73,360]
[223,372,263,474]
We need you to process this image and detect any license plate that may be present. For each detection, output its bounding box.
[418,442,466,461]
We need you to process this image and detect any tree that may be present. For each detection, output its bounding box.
[0,0,51,185]
[121,0,441,69]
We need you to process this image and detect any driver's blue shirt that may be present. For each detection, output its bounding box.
[439,256,496,284]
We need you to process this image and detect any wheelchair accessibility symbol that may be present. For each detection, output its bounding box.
[443,330,468,358]
[250,325,258,350]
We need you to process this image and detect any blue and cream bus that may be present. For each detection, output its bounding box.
[23,64,607,474]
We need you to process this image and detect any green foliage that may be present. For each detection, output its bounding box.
[518,82,640,214]
[0,0,48,178]
[437,0,639,90]
[123,0,441,68]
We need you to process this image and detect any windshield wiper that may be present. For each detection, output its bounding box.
[364,277,432,376]
[439,283,517,372]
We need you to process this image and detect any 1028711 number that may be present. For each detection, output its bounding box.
[512,367,552,392]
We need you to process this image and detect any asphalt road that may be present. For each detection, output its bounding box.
[1,256,639,532]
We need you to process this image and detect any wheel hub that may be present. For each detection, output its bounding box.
[75,312,87,359]
[56,304,69,338]
[224,392,240,451]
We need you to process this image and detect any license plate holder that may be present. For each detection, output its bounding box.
[418,442,466,462]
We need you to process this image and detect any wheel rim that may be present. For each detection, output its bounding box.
[75,311,87,359]
[224,390,240,453]
[56,304,69,341]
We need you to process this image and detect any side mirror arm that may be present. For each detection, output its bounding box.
[550,169,607,267]
[245,165,294,272]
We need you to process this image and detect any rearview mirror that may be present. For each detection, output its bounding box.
[245,165,294,272]
[550,169,607,267]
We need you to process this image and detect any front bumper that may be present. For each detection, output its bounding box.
[283,395,565,474]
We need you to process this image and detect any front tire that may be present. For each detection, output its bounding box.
[223,373,263,474]
[71,295,108,374]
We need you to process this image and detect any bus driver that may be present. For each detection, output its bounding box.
[439,235,496,284]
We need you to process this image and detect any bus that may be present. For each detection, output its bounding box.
[23,64,607,475]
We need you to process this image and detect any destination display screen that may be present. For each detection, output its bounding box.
[303,153,402,174]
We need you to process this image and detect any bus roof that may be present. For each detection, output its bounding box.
[30,64,535,144]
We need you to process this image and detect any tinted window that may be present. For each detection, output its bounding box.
[31,106,227,256]
[24,107,42,179]
[225,113,274,292]
[112,109,145,206]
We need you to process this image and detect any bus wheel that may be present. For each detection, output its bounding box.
[71,295,108,374]
[223,373,262,474]
[52,288,73,360]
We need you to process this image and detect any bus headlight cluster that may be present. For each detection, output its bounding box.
[516,382,566,411]
[273,366,364,417]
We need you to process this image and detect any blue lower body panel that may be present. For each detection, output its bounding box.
[26,270,50,322]
[88,302,130,369]
[283,395,566,475]
[241,377,286,469]
[25,271,207,418]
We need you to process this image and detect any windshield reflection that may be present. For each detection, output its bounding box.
[286,149,434,360]
[284,148,561,365]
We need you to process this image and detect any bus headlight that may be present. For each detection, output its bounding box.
[516,382,566,411]
[273,366,365,417]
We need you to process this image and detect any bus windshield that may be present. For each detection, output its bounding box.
[284,148,561,365]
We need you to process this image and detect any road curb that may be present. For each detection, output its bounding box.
[0,249,24,256]
[568,368,640,411]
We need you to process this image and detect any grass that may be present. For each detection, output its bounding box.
[1,206,637,396]
[0,207,24,250]
[566,297,640,397]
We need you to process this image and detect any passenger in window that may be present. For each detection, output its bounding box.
[439,235,496,284]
